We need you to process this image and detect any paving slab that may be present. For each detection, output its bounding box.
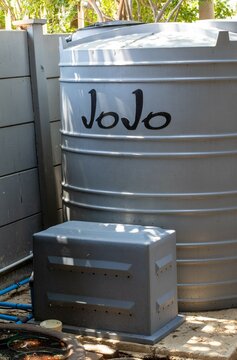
[77,309,237,360]
[116,309,237,360]
[86,351,104,360]
[83,343,119,358]
[154,309,237,360]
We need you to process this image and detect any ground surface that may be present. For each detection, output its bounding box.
[1,285,237,359]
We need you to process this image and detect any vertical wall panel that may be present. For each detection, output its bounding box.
[51,121,61,166]
[54,165,62,210]
[0,214,42,268]
[0,78,34,127]
[43,34,62,78]
[0,123,37,176]
[0,169,41,227]
[48,78,60,122]
[0,31,29,78]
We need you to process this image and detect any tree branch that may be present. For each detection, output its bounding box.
[124,0,133,20]
[87,0,104,22]
[0,0,16,21]
[156,0,174,22]
[117,0,125,20]
[135,0,141,21]
[167,0,185,22]
[147,0,157,21]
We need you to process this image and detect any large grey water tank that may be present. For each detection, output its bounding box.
[198,19,237,33]
[60,23,237,311]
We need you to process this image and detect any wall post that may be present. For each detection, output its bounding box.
[13,19,59,229]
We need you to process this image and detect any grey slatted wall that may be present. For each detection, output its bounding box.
[0,27,63,273]
[0,31,42,269]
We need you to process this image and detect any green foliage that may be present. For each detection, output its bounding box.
[0,0,235,32]
[100,0,117,19]
[36,0,79,32]
[171,0,199,22]
[152,0,234,23]
[0,0,79,32]
[131,0,234,24]
[0,8,5,28]
[215,0,234,18]
[132,0,154,23]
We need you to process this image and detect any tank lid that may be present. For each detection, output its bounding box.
[79,20,143,30]
[197,19,237,33]
[67,23,237,49]
[60,22,237,64]
[67,20,143,42]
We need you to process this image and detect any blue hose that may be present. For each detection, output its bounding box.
[0,314,19,322]
[0,302,32,310]
[16,313,33,324]
[0,277,32,323]
[0,277,30,296]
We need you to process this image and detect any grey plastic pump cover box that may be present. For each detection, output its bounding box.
[33,221,183,344]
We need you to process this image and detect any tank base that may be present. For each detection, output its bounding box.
[179,298,237,312]
[62,315,184,345]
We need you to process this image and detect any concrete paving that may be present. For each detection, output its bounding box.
[78,309,237,360]
[154,309,237,359]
